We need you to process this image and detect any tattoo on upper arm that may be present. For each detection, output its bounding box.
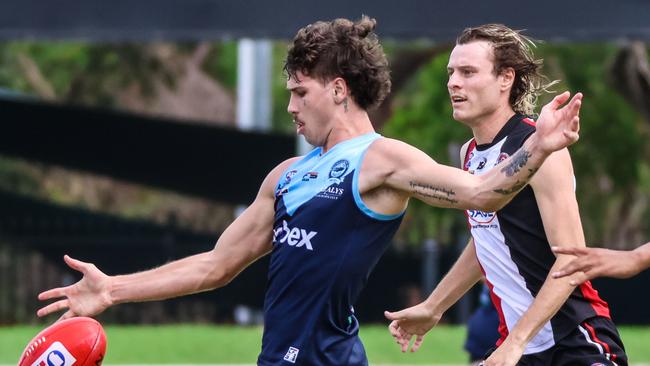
[500,149,532,177]
[409,181,459,204]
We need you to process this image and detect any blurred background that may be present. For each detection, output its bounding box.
[0,0,649,363]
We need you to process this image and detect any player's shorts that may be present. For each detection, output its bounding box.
[486,316,627,366]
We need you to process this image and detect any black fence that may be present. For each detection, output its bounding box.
[1,189,646,326]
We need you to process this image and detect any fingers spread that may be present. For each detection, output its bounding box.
[384,310,405,321]
[58,310,76,322]
[37,299,69,318]
[38,286,69,301]
[551,246,577,255]
[554,261,584,278]
[411,334,424,352]
[569,271,591,286]
[388,321,400,338]
[550,91,571,109]
[64,255,88,274]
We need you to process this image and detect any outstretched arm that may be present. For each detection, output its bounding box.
[384,238,482,352]
[552,243,650,284]
[365,92,581,213]
[37,158,296,320]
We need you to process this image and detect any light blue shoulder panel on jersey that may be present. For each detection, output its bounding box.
[276,132,405,220]
[352,145,404,221]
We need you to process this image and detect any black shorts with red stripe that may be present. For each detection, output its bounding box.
[517,316,627,366]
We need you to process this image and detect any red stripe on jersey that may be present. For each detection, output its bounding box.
[477,262,509,346]
[463,139,477,171]
[462,140,477,231]
[579,281,611,318]
[522,118,536,126]
[583,320,616,361]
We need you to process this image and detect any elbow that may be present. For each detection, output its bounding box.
[472,193,505,213]
[207,266,237,289]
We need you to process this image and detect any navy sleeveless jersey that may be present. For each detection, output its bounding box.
[258,132,404,366]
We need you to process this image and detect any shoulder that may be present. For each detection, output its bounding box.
[512,116,537,139]
[365,137,426,163]
[501,117,537,153]
[260,157,302,192]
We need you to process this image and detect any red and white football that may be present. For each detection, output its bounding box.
[18,317,107,366]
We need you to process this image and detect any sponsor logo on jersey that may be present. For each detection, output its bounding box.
[302,171,318,181]
[328,160,349,184]
[496,152,509,165]
[32,342,76,366]
[464,151,475,170]
[476,156,487,170]
[467,210,497,224]
[283,346,299,363]
[317,185,345,200]
[276,170,298,196]
[273,220,317,250]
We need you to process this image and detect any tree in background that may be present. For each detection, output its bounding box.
[0,41,647,248]
[382,44,650,250]
[0,42,240,232]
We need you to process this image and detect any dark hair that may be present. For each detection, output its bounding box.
[457,24,558,115]
[284,16,391,110]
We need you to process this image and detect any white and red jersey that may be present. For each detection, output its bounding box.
[463,114,611,355]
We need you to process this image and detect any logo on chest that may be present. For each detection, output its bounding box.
[276,170,298,197]
[466,210,499,229]
[328,159,350,184]
[317,185,345,200]
[273,220,317,251]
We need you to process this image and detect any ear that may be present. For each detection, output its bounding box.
[331,77,348,104]
[499,67,515,92]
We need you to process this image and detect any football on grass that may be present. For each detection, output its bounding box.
[18,317,107,366]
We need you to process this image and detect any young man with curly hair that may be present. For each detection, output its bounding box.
[385,24,626,366]
[37,18,581,365]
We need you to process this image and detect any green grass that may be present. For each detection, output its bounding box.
[2,324,650,364]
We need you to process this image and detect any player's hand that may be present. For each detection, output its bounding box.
[551,246,643,285]
[534,91,582,154]
[37,255,113,320]
[480,340,524,366]
[384,303,441,353]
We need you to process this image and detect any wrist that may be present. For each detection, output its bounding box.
[524,133,551,158]
[107,275,122,305]
[632,247,649,276]
[501,333,528,352]
[423,297,444,320]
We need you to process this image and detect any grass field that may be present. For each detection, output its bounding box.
[3,324,650,364]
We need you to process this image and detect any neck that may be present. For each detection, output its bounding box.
[321,109,375,153]
[469,105,516,145]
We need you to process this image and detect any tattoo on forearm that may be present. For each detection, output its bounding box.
[493,168,540,195]
[501,149,532,177]
[409,181,459,204]
[493,181,526,195]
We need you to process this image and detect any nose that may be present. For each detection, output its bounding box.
[447,72,460,91]
[287,95,298,115]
